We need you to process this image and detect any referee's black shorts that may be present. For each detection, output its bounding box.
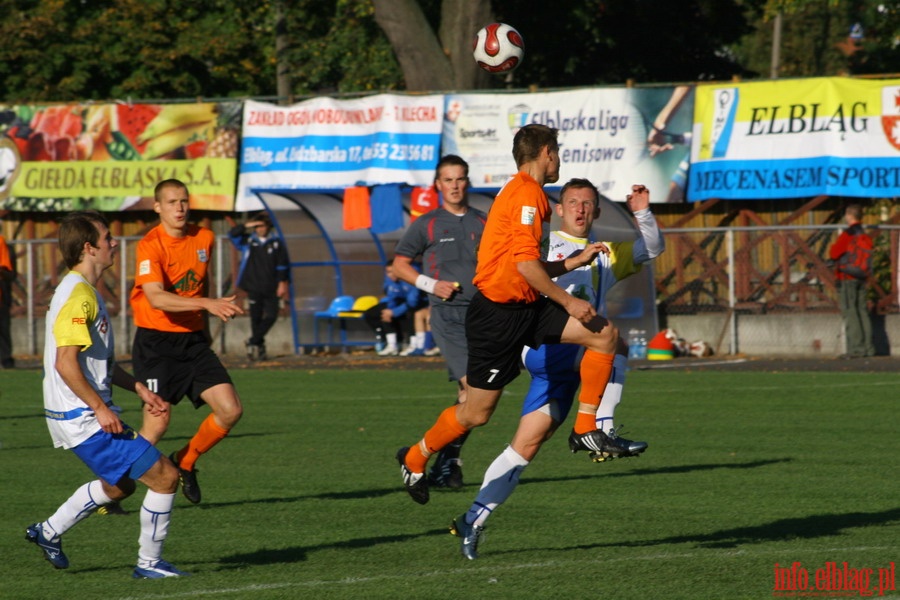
[465,292,569,390]
[132,327,232,408]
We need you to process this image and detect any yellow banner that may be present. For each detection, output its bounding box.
[14,158,236,210]
[0,102,240,211]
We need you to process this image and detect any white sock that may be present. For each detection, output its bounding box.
[44,480,112,540]
[595,353,627,434]
[414,332,426,349]
[466,446,530,528]
[385,333,398,349]
[137,490,175,567]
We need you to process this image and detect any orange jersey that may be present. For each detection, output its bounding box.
[473,171,550,303]
[130,224,214,332]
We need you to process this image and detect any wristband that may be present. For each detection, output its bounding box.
[415,274,438,294]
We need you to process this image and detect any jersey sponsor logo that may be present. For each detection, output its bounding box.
[197,249,208,263]
[71,317,87,325]
[521,206,537,225]
[98,315,109,334]
[170,269,203,294]
[139,259,151,276]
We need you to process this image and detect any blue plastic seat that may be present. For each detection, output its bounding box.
[313,295,355,349]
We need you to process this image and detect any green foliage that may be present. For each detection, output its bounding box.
[731,0,900,78]
[493,0,755,86]
[849,1,900,75]
[0,0,895,101]
[866,199,894,304]
[286,0,403,95]
[2,367,898,599]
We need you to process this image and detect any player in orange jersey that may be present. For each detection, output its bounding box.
[398,124,627,507]
[130,179,244,504]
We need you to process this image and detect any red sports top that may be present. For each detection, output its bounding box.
[130,224,213,332]
[473,171,550,304]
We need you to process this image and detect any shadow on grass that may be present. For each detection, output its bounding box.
[0,413,45,422]
[522,458,794,486]
[570,507,900,550]
[215,528,449,568]
[183,459,795,511]
[184,487,405,509]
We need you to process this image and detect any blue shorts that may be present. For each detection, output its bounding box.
[521,343,582,420]
[71,422,161,485]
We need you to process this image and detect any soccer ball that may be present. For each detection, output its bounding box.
[473,23,524,74]
[689,340,714,358]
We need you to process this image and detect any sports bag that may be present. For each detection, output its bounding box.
[837,229,873,280]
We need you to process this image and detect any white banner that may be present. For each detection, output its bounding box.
[237,95,443,211]
[442,86,694,203]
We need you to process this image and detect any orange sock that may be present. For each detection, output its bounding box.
[176,414,230,471]
[574,410,598,434]
[574,350,615,434]
[405,405,468,473]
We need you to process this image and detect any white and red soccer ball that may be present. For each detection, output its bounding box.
[473,23,524,74]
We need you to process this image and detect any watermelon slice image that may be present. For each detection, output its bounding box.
[112,104,162,159]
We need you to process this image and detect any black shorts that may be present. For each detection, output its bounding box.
[465,292,569,390]
[132,328,232,408]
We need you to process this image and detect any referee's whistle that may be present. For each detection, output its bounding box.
[442,282,462,301]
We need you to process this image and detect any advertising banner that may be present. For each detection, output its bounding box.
[688,77,900,201]
[0,102,240,211]
[237,95,444,211]
[442,86,694,203]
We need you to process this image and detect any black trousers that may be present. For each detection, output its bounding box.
[247,291,280,346]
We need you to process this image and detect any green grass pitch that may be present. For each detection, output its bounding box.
[1,367,898,599]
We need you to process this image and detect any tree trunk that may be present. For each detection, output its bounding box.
[439,0,492,89]
[373,0,492,91]
[275,0,292,102]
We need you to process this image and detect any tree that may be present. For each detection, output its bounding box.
[0,0,281,102]
[374,0,756,91]
[372,0,492,90]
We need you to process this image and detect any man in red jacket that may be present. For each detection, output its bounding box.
[829,204,875,359]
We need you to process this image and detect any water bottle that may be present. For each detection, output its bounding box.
[627,329,642,359]
[636,329,648,359]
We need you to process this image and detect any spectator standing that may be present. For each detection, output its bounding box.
[829,204,875,359]
[228,212,290,361]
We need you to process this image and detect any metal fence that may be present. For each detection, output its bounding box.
[5,235,238,355]
[5,224,900,356]
[654,224,900,354]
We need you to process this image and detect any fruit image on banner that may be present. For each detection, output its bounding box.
[0,101,240,212]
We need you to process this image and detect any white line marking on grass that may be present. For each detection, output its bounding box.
[115,545,897,600]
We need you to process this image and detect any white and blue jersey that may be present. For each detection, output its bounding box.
[42,271,119,449]
[521,208,664,418]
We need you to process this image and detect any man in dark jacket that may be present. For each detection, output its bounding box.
[229,212,290,361]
